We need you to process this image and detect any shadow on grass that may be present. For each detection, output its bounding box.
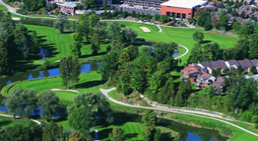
[80,52,107,59]
[98,128,112,140]
[201,40,211,44]
[126,133,138,139]
[75,80,106,89]
[0,120,12,127]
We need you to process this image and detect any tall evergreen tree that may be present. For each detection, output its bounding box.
[0,42,8,75]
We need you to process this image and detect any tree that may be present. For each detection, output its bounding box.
[218,10,229,30]
[141,110,156,126]
[204,16,213,31]
[248,34,258,59]
[69,131,83,141]
[67,93,113,135]
[251,66,257,74]
[59,56,73,89]
[193,31,204,44]
[0,122,42,141]
[71,32,82,57]
[130,69,147,93]
[82,0,95,9]
[54,15,69,33]
[70,57,81,89]
[22,90,38,117]
[0,42,8,75]
[154,14,160,21]
[206,85,214,98]
[159,15,171,23]
[37,91,59,119]
[121,28,137,44]
[196,10,211,27]
[154,129,161,141]
[91,28,101,54]
[142,126,154,141]
[42,122,64,141]
[110,127,126,141]
[117,71,132,95]
[5,88,23,119]
[158,77,176,104]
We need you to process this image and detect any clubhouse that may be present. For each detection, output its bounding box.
[160,0,216,19]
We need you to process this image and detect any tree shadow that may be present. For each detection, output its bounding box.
[160,133,174,140]
[98,128,112,140]
[0,120,12,127]
[126,133,138,139]
[80,52,107,58]
[201,40,211,44]
[75,80,106,89]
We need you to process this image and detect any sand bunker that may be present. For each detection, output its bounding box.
[139,26,151,32]
[51,88,79,93]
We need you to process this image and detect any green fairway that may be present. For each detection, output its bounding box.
[24,25,109,66]
[54,91,78,105]
[105,21,238,64]
[9,72,106,96]
[0,116,31,128]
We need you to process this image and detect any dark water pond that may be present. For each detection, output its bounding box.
[158,119,228,141]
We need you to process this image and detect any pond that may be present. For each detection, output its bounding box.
[158,118,228,141]
[0,62,99,90]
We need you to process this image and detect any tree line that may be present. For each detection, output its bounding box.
[0,11,41,75]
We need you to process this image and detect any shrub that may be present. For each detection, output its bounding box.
[21,18,55,27]
[255,123,258,129]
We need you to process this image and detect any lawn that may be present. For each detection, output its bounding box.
[105,21,238,64]
[9,71,106,95]
[24,25,109,66]
[0,116,31,129]
[54,91,78,105]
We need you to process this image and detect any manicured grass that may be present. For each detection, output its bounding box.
[106,21,238,64]
[24,25,109,66]
[54,91,78,105]
[10,72,106,94]
[0,116,31,128]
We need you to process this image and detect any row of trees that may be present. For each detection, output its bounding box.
[101,9,171,23]
[0,11,41,75]
[5,88,60,119]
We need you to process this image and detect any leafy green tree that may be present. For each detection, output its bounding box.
[117,71,132,95]
[158,77,176,104]
[130,69,147,93]
[71,32,82,57]
[37,91,59,119]
[251,66,257,74]
[110,127,126,141]
[193,31,204,44]
[5,88,23,119]
[154,129,162,141]
[141,110,156,126]
[67,93,113,135]
[59,56,73,89]
[218,10,229,30]
[82,0,95,9]
[121,28,137,44]
[142,126,154,141]
[159,15,171,23]
[196,10,210,27]
[0,42,8,75]
[42,122,64,141]
[0,122,42,141]
[248,34,258,59]
[204,16,213,31]
[99,51,119,81]
[31,30,40,53]
[71,57,81,89]
[154,14,160,21]
[239,22,254,36]
[91,28,101,54]
[54,15,69,33]
[206,85,214,98]
[69,131,84,141]
[22,90,38,117]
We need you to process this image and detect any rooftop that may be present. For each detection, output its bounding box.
[161,0,207,9]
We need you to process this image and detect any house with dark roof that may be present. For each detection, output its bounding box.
[238,59,253,72]
[195,73,216,88]
[206,60,227,74]
[225,60,239,70]
[213,76,224,90]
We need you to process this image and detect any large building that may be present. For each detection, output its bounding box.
[124,0,167,8]
[160,0,210,19]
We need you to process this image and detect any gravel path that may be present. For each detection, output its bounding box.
[100,88,258,137]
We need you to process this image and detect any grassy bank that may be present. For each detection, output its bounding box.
[0,116,31,128]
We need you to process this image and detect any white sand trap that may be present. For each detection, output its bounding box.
[139,26,151,32]
[51,88,79,93]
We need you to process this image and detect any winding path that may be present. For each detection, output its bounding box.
[0,114,41,125]
[100,88,258,137]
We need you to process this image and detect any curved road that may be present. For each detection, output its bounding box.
[100,88,258,137]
